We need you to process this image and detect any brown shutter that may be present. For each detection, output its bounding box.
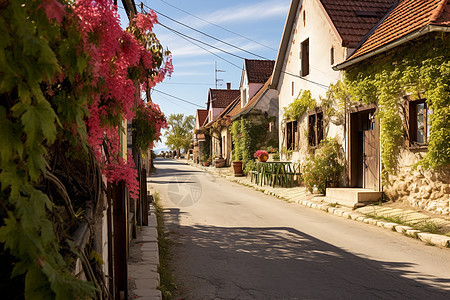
[402,97,411,147]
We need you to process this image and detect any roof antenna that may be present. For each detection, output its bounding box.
[215,61,225,89]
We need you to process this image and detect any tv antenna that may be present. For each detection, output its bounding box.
[215,61,226,89]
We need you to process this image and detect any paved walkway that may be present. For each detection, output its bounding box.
[128,209,162,300]
[185,160,450,248]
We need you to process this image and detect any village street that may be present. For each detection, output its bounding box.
[149,158,450,299]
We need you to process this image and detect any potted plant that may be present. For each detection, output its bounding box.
[271,152,280,161]
[202,156,211,167]
[254,150,269,162]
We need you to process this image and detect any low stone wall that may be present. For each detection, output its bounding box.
[384,149,450,215]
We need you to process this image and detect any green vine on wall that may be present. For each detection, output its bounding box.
[283,90,316,121]
[343,33,449,175]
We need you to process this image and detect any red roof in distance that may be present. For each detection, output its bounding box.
[245,59,275,83]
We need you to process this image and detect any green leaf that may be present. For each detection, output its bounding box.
[25,265,54,300]
[19,101,58,146]
[0,106,24,164]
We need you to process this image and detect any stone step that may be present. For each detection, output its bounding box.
[326,188,382,205]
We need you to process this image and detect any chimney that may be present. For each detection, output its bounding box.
[226,82,231,90]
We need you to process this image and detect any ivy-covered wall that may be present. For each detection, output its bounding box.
[341,33,449,214]
[231,115,278,171]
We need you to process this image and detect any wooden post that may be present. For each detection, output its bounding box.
[112,181,127,300]
[106,183,115,299]
[141,168,148,226]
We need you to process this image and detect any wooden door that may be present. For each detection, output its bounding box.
[363,130,379,190]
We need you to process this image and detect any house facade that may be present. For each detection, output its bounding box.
[335,0,450,214]
[271,0,396,190]
[202,84,240,163]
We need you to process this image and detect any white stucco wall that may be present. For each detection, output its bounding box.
[277,0,347,161]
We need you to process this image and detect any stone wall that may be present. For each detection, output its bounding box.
[384,149,450,215]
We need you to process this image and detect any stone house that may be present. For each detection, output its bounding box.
[270,0,396,165]
[334,0,450,214]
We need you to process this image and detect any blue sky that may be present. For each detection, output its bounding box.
[117,0,291,149]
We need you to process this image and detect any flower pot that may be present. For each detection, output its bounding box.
[215,158,226,168]
[203,162,210,167]
[257,153,269,162]
[232,161,243,177]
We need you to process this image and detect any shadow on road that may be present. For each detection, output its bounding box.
[169,223,450,299]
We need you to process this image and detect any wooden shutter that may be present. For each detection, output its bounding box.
[402,97,411,147]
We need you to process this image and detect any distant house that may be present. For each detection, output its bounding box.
[193,109,208,164]
[207,60,278,168]
[271,0,396,163]
[202,84,240,163]
[334,0,450,213]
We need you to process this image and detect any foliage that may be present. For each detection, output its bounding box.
[134,101,167,152]
[0,0,172,298]
[254,150,268,158]
[153,192,177,299]
[344,34,449,174]
[164,114,194,153]
[301,138,344,194]
[244,160,257,176]
[272,152,280,160]
[283,90,316,121]
[200,135,211,162]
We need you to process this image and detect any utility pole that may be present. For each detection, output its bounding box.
[215,61,226,89]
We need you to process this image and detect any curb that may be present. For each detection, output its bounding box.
[187,161,450,249]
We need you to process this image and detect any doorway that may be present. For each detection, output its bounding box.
[349,107,380,191]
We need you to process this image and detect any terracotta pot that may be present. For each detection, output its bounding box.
[215,158,226,168]
[232,161,243,177]
[203,162,210,167]
[257,153,269,162]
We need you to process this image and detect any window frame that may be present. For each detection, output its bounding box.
[286,120,298,151]
[308,109,323,148]
[301,38,310,77]
[407,98,430,148]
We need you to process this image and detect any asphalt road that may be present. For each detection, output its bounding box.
[149,158,450,300]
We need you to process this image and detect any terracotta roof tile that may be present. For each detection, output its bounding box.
[320,0,396,47]
[245,59,275,83]
[196,109,208,127]
[208,89,240,108]
[351,0,450,59]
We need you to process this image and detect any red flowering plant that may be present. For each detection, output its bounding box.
[0,0,172,297]
[254,150,269,158]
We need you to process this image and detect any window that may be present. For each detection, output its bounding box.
[308,111,323,147]
[291,81,294,96]
[286,121,298,150]
[330,46,334,65]
[408,99,430,145]
[301,39,309,77]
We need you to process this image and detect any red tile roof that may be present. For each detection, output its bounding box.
[320,0,396,48]
[196,109,208,127]
[350,0,450,60]
[208,89,240,108]
[245,59,275,83]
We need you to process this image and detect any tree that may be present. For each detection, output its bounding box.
[165,114,194,156]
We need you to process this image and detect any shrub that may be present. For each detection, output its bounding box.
[302,138,344,194]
